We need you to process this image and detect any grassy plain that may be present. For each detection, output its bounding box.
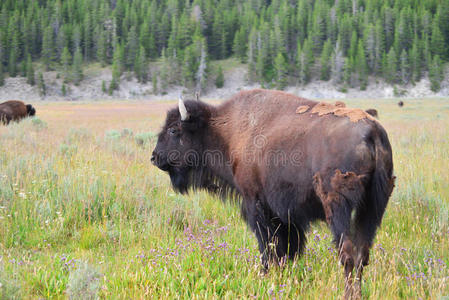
[0,97,448,299]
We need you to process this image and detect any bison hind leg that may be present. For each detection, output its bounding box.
[313,170,368,299]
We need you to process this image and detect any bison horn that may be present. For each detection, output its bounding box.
[179,95,189,121]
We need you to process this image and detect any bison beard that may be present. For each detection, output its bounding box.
[152,89,395,299]
[168,167,190,194]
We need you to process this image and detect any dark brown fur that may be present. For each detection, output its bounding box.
[0,100,36,125]
[398,101,404,107]
[152,89,395,298]
[365,108,378,118]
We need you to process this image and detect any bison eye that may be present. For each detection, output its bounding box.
[168,128,177,136]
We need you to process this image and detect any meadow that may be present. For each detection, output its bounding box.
[0,97,448,299]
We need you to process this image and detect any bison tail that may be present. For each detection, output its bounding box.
[368,128,395,225]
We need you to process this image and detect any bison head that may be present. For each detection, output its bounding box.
[152,96,211,193]
[26,104,36,116]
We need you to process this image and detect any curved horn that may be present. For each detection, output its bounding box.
[178,95,188,121]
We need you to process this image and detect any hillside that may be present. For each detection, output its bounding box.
[0,59,448,101]
[0,0,448,97]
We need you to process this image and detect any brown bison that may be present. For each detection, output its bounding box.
[398,101,404,107]
[0,100,36,125]
[152,89,395,298]
[365,108,378,118]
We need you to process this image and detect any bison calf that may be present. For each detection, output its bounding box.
[0,100,36,125]
[152,89,395,299]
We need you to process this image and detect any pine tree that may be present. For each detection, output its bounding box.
[374,20,385,75]
[429,55,443,92]
[394,9,412,54]
[233,28,247,62]
[126,26,139,70]
[399,49,409,85]
[0,62,4,86]
[37,72,46,97]
[215,65,224,88]
[83,13,92,61]
[320,39,332,81]
[8,51,17,77]
[152,74,158,95]
[385,49,398,83]
[135,45,148,83]
[182,44,197,87]
[274,52,288,90]
[61,83,67,96]
[332,40,345,84]
[26,54,35,85]
[343,57,353,86]
[348,30,358,59]
[255,27,273,84]
[437,3,449,59]
[211,13,227,59]
[20,59,27,77]
[97,30,108,67]
[339,13,352,56]
[431,20,445,58]
[0,31,5,67]
[61,47,72,83]
[159,49,169,94]
[98,80,104,94]
[247,28,258,83]
[72,48,83,85]
[355,40,368,90]
[42,26,55,70]
[410,36,421,83]
[297,38,314,84]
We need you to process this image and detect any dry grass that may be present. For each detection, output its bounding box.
[0,98,448,299]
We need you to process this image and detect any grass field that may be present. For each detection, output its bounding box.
[0,98,448,299]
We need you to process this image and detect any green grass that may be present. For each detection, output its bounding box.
[0,99,448,299]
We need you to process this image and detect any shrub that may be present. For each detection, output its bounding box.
[66,261,101,300]
[134,132,157,146]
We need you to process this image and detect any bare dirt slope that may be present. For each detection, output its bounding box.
[0,65,447,102]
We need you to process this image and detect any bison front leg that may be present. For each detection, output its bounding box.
[242,198,297,270]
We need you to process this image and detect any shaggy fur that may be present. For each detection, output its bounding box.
[0,100,36,125]
[152,89,395,299]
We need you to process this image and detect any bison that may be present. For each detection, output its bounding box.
[398,101,404,107]
[365,108,378,118]
[152,89,394,299]
[0,100,36,125]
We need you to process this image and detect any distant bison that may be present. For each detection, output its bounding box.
[398,101,404,107]
[152,89,395,299]
[0,100,36,125]
[365,109,378,118]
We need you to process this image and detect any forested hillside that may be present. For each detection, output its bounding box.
[0,0,448,94]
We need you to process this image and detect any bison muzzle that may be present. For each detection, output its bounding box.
[152,89,395,299]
